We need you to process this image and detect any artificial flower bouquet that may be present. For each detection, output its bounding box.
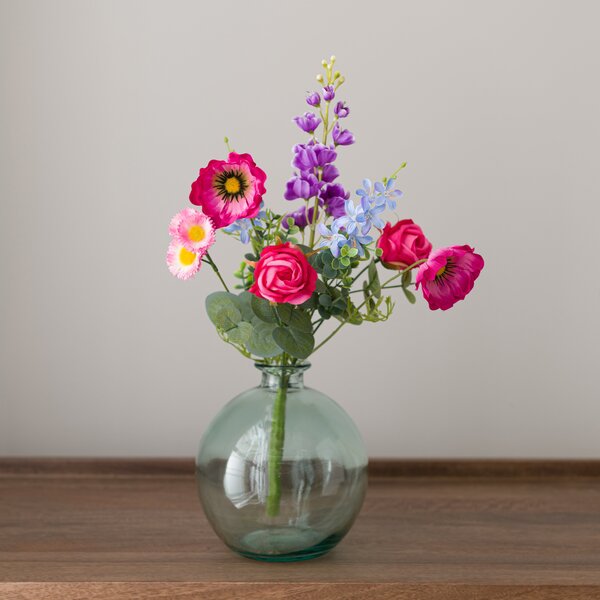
[167,56,484,523]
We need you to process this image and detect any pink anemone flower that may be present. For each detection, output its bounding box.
[170,207,215,254]
[189,152,267,229]
[166,240,201,281]
[415,245,484,310]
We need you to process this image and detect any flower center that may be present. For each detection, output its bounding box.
[224,177,241,194]
[214,169,249,201]
[188,225,205,242]
[179,247,197,266]
[436,265,446,278]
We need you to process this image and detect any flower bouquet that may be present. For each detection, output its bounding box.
[167,56,484,561]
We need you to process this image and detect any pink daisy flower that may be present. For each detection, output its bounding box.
[416,245,484,311]
[189,152,267,229]
[166,240,201,281]
[170,207,215,254]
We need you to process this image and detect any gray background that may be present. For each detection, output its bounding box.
[1,0,599,457]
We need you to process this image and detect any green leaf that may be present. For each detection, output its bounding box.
[227,321,253,344]
[318,293,332,307]
[340,256,351,267]
[288,310,312,333]
[347,247,359,258]
[323,263,337,279]
[315,279,328,294]
[272,327,315,359]
[246,319,282,358]
[250,295,277,323]
[401,269,413,288]
[367,261,382,299]
[235,291,255,322]
[276,303,293,324]
[375,247,384,257]
[403,288,417,304]
[205,292,242,331]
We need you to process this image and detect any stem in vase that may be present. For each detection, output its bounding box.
[266,369,289,517]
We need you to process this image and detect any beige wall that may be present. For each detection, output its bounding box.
[1,0,599,457]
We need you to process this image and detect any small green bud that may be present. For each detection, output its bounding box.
[333,71,341,79]
[316,74,324,83]
[338,76,345,85]
[330,55,336,63]
[321,59,328,67]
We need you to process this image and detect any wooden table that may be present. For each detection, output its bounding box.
[1,459,599,599]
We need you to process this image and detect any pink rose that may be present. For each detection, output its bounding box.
[249,243,317,305]
[376,219,432,270]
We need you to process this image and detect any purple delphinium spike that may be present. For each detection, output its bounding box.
[320,183,349,218]
[293,112,322,134]
[323,85,335,101]
[306,91,321,107]
[332,122,355,146]
[292,142,337,171]
[282,205,319,230]
[334,101,349,118]
[284,172,321,201]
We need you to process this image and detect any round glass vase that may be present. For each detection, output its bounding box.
[195,363,368,562]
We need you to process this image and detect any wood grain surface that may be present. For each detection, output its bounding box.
[1,459,599,599]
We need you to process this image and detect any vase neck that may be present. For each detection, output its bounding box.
[256,363,310,391]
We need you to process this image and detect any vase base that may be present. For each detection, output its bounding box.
[234,528,342,562]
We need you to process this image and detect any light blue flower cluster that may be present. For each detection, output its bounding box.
[317,178,403,257]
[224,205,267,244]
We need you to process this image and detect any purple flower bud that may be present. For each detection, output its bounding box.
[321,164,339,183]
[284,172,321,200]
[292,142,337,171]
[293,112,321,134]
[323,85,335,101]
[320,183,349,218]
[282,205,320,230]
[334,101,350,118]
[332,122,355,146]
[306,91,321,107]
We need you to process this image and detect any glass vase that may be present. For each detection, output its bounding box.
[195,362,368,562]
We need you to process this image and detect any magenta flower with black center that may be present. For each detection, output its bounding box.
[293,112,322,134]
[416,245,484,311]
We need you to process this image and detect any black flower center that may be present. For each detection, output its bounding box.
[214,169,249,202]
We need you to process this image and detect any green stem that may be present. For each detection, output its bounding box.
[266,357,290,517]
[205,252,230,292]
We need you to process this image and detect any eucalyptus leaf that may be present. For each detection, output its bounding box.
[246,319,282,358]
[272,326,314,360]
[276,303,293,324]
[368,261,382,299]
[227,321,253,344]
[235,291,256,322]
[403,288,417,304]
[250,295,278,323]
[205,292,242,331]
[288,309,312,333]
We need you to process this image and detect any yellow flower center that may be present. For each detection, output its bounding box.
[188,225,205,242]
[436,265,446,278]
[224,177,241,194]
[179,247,197,266]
